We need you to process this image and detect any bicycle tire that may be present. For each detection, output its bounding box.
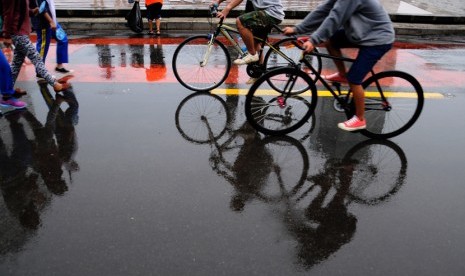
[172,35,231,92]
[263,37,322,94]
[357,70,424,139]
[341,139,407,205]
[255,135,310,203]
[175,92,230,144]
[245,67,318,135]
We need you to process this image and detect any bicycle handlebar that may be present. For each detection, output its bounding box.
[210,3,219,16]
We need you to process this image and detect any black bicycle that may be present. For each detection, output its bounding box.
[244,47,424,139]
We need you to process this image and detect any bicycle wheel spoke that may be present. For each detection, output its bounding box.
[173,36,230,91]
[343,140,407,205]
[361,71,424,139]
[263,38,322,94]
[245,67,317,135]
[175,93,230,144]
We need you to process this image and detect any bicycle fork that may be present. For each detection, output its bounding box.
[201,35,216,67]
[277,74,299,108]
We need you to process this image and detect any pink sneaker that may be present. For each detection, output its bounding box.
[338,116,366,131]
[323,72,348,83]
[1,98,27,109]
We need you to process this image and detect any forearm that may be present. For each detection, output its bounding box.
[222,0,244,12]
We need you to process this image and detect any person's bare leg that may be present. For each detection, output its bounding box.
[236,19,256,55]
[350,83,365,120]
[148,20,153,33]
[325,41,347,77]
[156,18,161,34]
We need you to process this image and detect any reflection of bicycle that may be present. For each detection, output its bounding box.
[245,47,424,139]
[172,6,322,92]
[274,139,407,268]
[175,92,310,207]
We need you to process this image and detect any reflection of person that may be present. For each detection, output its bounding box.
[129,44,144,68]
[146,38,166,81]
[0,84,79,243]
[96,44,115,79]
[213,0,284,65]
[284,157,357,269]
[1,0,67,92]
[226,124,272,212]
[0,51,27,108]
[0,110,46,230]
[39,83,80,179]
[20,84,78,195]
[33,0,74,77]
[283,0,394,131]
[145,0,163,35]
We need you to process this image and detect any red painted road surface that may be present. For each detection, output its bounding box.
[6,36,465,92]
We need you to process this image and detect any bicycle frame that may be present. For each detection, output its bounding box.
[296,50,388,112]
[203,17,297,68]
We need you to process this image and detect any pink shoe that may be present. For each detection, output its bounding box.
[0,97,27,109]
[338,116,366,131]
[323,72,348,83]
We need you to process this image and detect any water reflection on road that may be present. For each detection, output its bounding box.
[175,92,408,269]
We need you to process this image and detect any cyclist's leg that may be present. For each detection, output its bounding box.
[236,13,257,56]
[324,29,352,80]
[236,11,281,57]
[338,44,392,130]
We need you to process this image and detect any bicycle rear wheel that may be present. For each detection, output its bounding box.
[342,139,407,205]
[172,35,231,92]
[264,38,322,78]
[245,67,318,135]
[359,71,424,139]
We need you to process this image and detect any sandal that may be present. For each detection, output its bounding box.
[148,31,155,35]
[156,30,160,36]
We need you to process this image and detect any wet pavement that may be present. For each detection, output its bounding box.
[1,34,465,275]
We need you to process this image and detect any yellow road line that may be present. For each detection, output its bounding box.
[212,89,444,99]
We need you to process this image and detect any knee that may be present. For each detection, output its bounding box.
[236,18,244,29]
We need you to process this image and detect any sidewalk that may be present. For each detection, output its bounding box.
[55,0,465,36]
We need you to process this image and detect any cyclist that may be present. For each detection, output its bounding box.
[283,0,394,131]
[212,0,284,65]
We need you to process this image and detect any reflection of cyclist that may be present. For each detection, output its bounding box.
[283,0,394,132]
[212,0,284,65]
[230,124,273,211]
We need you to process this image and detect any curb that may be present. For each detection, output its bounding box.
[59,17,465,36]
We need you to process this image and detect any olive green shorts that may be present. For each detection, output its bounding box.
[238,10,281,40]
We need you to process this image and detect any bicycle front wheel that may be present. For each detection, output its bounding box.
[175,92,230,144]
[172,35,231,92]
[360,71,424,139]
[245,67,318,135]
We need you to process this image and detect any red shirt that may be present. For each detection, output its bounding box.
[2,0,36,38]
[146,0,163,6]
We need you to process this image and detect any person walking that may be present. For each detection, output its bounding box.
[283,0,394,131]
[33,0,73,77]
[145,0,163,35]
[1,0,67,93]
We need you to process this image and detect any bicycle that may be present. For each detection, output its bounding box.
[172,5,322,92]
[244,45,425,139]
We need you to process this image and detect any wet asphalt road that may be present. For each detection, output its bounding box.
[1,34,465,275]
